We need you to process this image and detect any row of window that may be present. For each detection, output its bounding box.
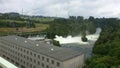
[0,40,61,68]
[1,46,60,68]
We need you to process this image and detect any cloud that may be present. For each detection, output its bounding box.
[0,0,120,18]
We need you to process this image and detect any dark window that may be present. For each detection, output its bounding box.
[51,60,54,64]
[24,55,26,58]
[21,59,22,62]
[57,62,60,67]
[34,66,36,68]
[27,62,29,65]
[46,65,49,68]
[38,61,40,65]
[27,56,29,60]
[42,63,44,67]
[30,52,32,55]
[34,54,36,57]
[34,59,36,63]
[47,58,49,62]
[18,48,20,50]
[18,53,20,56]
[30,58,32,62]
[15,62,19,66]
[24,61,25,64]
[21,54,23,57]
[24,49,26,52]
[21,48,23,51]
[21,65,25,68]
[38,55,40,59]
[15,51,17,54]
[27,51,29,54]
[42,56,44,61]
[30,64,32,67]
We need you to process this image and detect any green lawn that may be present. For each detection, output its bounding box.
[0,23,49,35]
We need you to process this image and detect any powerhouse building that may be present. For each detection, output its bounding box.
[0,35,84,68]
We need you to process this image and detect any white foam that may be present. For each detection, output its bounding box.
[54,28,102,44]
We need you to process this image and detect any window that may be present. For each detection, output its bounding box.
[51,60,54,64]
[57,62,60,67]
[18,48,20,50]
[27,62,29,65]
[38,55,40,59]
[21,59,22,62]
[27,56,29,60]
[30,52,32,55]
[21,54,23,57]
[15,46,17,49]
[34,54,36,57]
[46,65,49,68]
[24,49,26,53]
[15,51,17,54]
[21,48,23,51]
[47,58,49,62]
[42,56,44,61]
[38,61,40,65]
[30,64,32,67]
[42,63,44,67]
[24,61,25,64]
[18,53,20,56]
[18,58,19,61]
[27,51,29,54]
[33,66,36,68]
[30,58,32,62]
[34,59,36,63]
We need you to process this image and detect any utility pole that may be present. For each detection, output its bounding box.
[22,8,23,15]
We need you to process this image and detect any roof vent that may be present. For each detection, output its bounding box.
[36,44,39,46]
[51,48,54,51]
[25,40,27,43]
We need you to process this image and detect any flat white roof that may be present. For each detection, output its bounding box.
[0,57,18,68]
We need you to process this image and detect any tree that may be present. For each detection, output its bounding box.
[88,16,95,21]
[52,40,61,47]
[81,31,88,42]
[94,63,107,68]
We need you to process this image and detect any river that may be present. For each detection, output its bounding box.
[54,28,102,59]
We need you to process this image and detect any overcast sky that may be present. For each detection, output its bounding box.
[0,0,120,18]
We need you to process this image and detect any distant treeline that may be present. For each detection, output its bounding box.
[46,16,97,39]
[0,12,52,28]
[0,12,97,38]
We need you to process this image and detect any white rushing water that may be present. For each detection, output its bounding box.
[54,28,102,44]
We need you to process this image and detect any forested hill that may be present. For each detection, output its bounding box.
[85,18,120,68]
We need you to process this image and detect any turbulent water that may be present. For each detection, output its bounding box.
[54,28,102,44]
[54,28,102,58]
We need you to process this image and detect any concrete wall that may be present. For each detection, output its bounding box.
[62,54,84,68]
